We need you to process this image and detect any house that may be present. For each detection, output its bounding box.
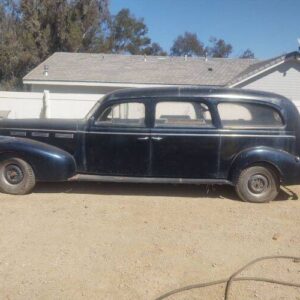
[23,51,300,104]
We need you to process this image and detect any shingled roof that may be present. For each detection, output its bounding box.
[24,51,300,87]
[23,52,259,86]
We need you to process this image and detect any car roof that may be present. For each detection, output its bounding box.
[95,87,300,132]
[101,86,291,108]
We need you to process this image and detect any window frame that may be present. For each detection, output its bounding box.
[153,98,216,129]
[217,100,286,130]
[94,100,147,128]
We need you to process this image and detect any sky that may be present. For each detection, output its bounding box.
[110,0,300,59]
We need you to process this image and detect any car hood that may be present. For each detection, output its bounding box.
[0,118,85,132]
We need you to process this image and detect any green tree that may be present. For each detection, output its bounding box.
[240,49,255,59]
[20,0,109,55]
[143,42,167,56]
[107,9,152,54]
[0,0,24,89]
[207,37,233,58]
[170,32,205,56]
[0,0,110,89]
[73,0,110,51]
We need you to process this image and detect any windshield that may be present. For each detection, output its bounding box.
[85,98,104,120]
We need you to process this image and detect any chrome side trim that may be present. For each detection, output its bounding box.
[1,127,296,139]
[31,132,49,138]
[10,131,26,137]
[69,174,233,185]
[85,131,150,136]
[220,134,295,138]
[85,131,295,138]
[55,133,74,139]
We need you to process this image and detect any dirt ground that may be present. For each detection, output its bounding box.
[0,182,299,300]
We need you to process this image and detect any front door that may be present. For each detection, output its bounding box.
[150,100,219,179]
[85,101,150,176]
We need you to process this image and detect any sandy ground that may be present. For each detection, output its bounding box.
[0,182,299,300]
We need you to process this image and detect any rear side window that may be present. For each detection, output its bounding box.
[218,102,283,128]
[155,101,212,128]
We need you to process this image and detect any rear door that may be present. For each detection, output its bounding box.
[150,99,220,179]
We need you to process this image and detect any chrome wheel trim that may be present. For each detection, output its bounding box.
[4,164,24,185]
[248,174,269,195]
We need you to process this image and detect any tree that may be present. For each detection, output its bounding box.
[170,32,205,56]
[20,0,110,55]
[207,37,233,58]
[0,0,110,89]
[0,0,24,89]
[143,42,167,56]
[73,0,110,51]
[240,49,255,59]
[107,9,151,54]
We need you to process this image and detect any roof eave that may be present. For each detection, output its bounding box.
[23,79,224,88]
[228,60,285,87]
[23,79,180,88]
[228,51,300,87]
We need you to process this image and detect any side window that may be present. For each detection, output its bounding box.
[218,102,283,128]
[96,102,145,127]
[155,101,212,128]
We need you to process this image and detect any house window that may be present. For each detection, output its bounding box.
[155,101,212,128]
[218,102,283,128]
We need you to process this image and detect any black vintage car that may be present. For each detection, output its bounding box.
[0,87,300,202]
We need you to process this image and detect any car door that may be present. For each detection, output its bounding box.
[150,99,220,179]
[85,100,151,176]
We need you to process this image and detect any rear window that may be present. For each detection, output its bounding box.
[155,101,212,128]
[218,102,283,128]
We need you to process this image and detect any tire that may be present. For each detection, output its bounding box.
[235,165,279,203]
[0,158,36,195]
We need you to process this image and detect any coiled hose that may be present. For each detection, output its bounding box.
[155,255,300,300]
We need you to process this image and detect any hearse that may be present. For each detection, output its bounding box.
[0,87,300,203]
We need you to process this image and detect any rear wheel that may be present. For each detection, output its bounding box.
[235,165,279,203]
[0,158,36,195]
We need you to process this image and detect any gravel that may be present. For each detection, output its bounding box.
[0,182,299,299]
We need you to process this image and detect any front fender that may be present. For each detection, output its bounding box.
[229,146,300,184]
[0,136,76,181]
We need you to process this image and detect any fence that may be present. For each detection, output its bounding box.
[0,90,300,120]
[0,91,103,119]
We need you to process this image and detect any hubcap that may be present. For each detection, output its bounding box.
[4,164,24,185]
[248,174,269,194]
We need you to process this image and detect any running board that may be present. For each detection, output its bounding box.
[69,174,233,185]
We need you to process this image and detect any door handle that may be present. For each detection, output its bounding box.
[151,137,163,141]
[137,136,150,141]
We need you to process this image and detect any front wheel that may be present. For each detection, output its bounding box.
[0,158,36,195]
[235,165,279,203]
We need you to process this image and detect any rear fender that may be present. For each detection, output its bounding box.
[0,136,76,181]
[228,146,300,184]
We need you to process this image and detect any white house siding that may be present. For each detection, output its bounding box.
[236,61,300,110]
